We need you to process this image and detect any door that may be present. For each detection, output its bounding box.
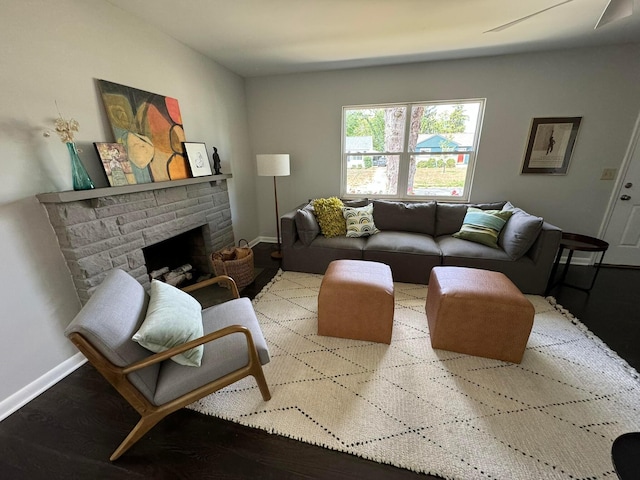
[602,114,640,266]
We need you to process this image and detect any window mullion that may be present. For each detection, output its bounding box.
[395,104,414,199]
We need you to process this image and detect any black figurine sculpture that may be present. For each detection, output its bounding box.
[212,147,222,175]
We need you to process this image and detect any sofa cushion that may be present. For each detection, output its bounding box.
[438,235,513,260]
[132,279,204,367]
[435,201,507,236]
[452,207,513,248]
[499,202,544,260]
[295,206,320,246]
[372,200,436,235]
[343,203,380,238]
[364,231,441,256]
[312,197,346,237]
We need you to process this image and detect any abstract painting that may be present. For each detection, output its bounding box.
[94,142,137,187]
[98,80,190,183]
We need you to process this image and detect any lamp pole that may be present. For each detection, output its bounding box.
[272,175,283,259]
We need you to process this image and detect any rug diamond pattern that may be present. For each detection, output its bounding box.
[189,270,640,480]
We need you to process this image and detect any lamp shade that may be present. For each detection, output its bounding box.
[257,154,290,177]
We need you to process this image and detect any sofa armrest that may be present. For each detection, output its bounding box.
[525,221,562,265]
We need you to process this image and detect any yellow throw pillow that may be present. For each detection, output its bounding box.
[312,197,346,237]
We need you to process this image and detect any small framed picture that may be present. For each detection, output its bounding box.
[94,142,137,186]
[182,142,213,177]
[521,117,582,175]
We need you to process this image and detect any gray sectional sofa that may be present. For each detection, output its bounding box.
[280,199,562,294]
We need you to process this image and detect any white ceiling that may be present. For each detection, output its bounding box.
[106,0,640,77]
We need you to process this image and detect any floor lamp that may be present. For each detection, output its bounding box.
[257,154,290,259]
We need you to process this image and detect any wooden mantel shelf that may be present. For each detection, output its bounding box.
[36,174,232,204]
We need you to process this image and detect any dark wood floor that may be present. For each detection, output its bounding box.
[1,243,638,479]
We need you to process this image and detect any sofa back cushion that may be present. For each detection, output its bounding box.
[372,200,436,235]
[435,201,507,236]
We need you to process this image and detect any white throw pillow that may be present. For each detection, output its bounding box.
[343,203,380,238]
[132,279,204,367]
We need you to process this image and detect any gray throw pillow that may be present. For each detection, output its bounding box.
[498,202,544,260]
[295,207,320,246]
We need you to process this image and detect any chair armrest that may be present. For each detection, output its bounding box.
[181,275,239,298]
[122,324,254,374]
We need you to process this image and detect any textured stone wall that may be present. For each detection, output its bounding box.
[42,181,234,304]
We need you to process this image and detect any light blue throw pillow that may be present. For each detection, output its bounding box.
[132,279,204,367]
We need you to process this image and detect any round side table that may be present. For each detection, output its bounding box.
[546,232,609,294]
[612,432,640,479]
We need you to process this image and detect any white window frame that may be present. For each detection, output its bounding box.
[340,99,485,202]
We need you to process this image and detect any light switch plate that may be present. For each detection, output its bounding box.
[601,168,617,180]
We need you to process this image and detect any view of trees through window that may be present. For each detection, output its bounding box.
[342,100,484,200]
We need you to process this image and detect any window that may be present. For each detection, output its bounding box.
[341,99,485,201]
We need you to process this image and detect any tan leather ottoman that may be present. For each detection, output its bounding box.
[318,260,395,344]
[425,266,534,363]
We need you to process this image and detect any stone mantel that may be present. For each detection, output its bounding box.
[37,174,232,204]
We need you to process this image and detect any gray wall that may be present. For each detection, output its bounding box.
[246,44,640,239]
[0,0,258,407]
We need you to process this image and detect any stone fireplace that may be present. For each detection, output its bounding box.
[37,176,234,304]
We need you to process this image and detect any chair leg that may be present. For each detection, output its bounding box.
[110,412,166,461]
[252,364,271,401]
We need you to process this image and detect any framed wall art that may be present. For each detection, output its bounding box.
[94,142,137,187]
[521,117,582,175]
[98,79,190,183]
[182,142,213,177]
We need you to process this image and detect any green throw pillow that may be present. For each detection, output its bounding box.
[452,207,513,248]
[132,280,204,367]
[343,203,380,238]
[312,197,346,237]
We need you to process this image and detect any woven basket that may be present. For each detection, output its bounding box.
[211,239,254,289]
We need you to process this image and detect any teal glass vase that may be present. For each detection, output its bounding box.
[67,142,94,191]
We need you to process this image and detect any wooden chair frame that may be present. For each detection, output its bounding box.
[67,275,271,461]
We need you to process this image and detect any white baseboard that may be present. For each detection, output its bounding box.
[252,236,277,245]
[0,352,87,422]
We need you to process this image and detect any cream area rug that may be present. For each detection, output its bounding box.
[188,271,640,479]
